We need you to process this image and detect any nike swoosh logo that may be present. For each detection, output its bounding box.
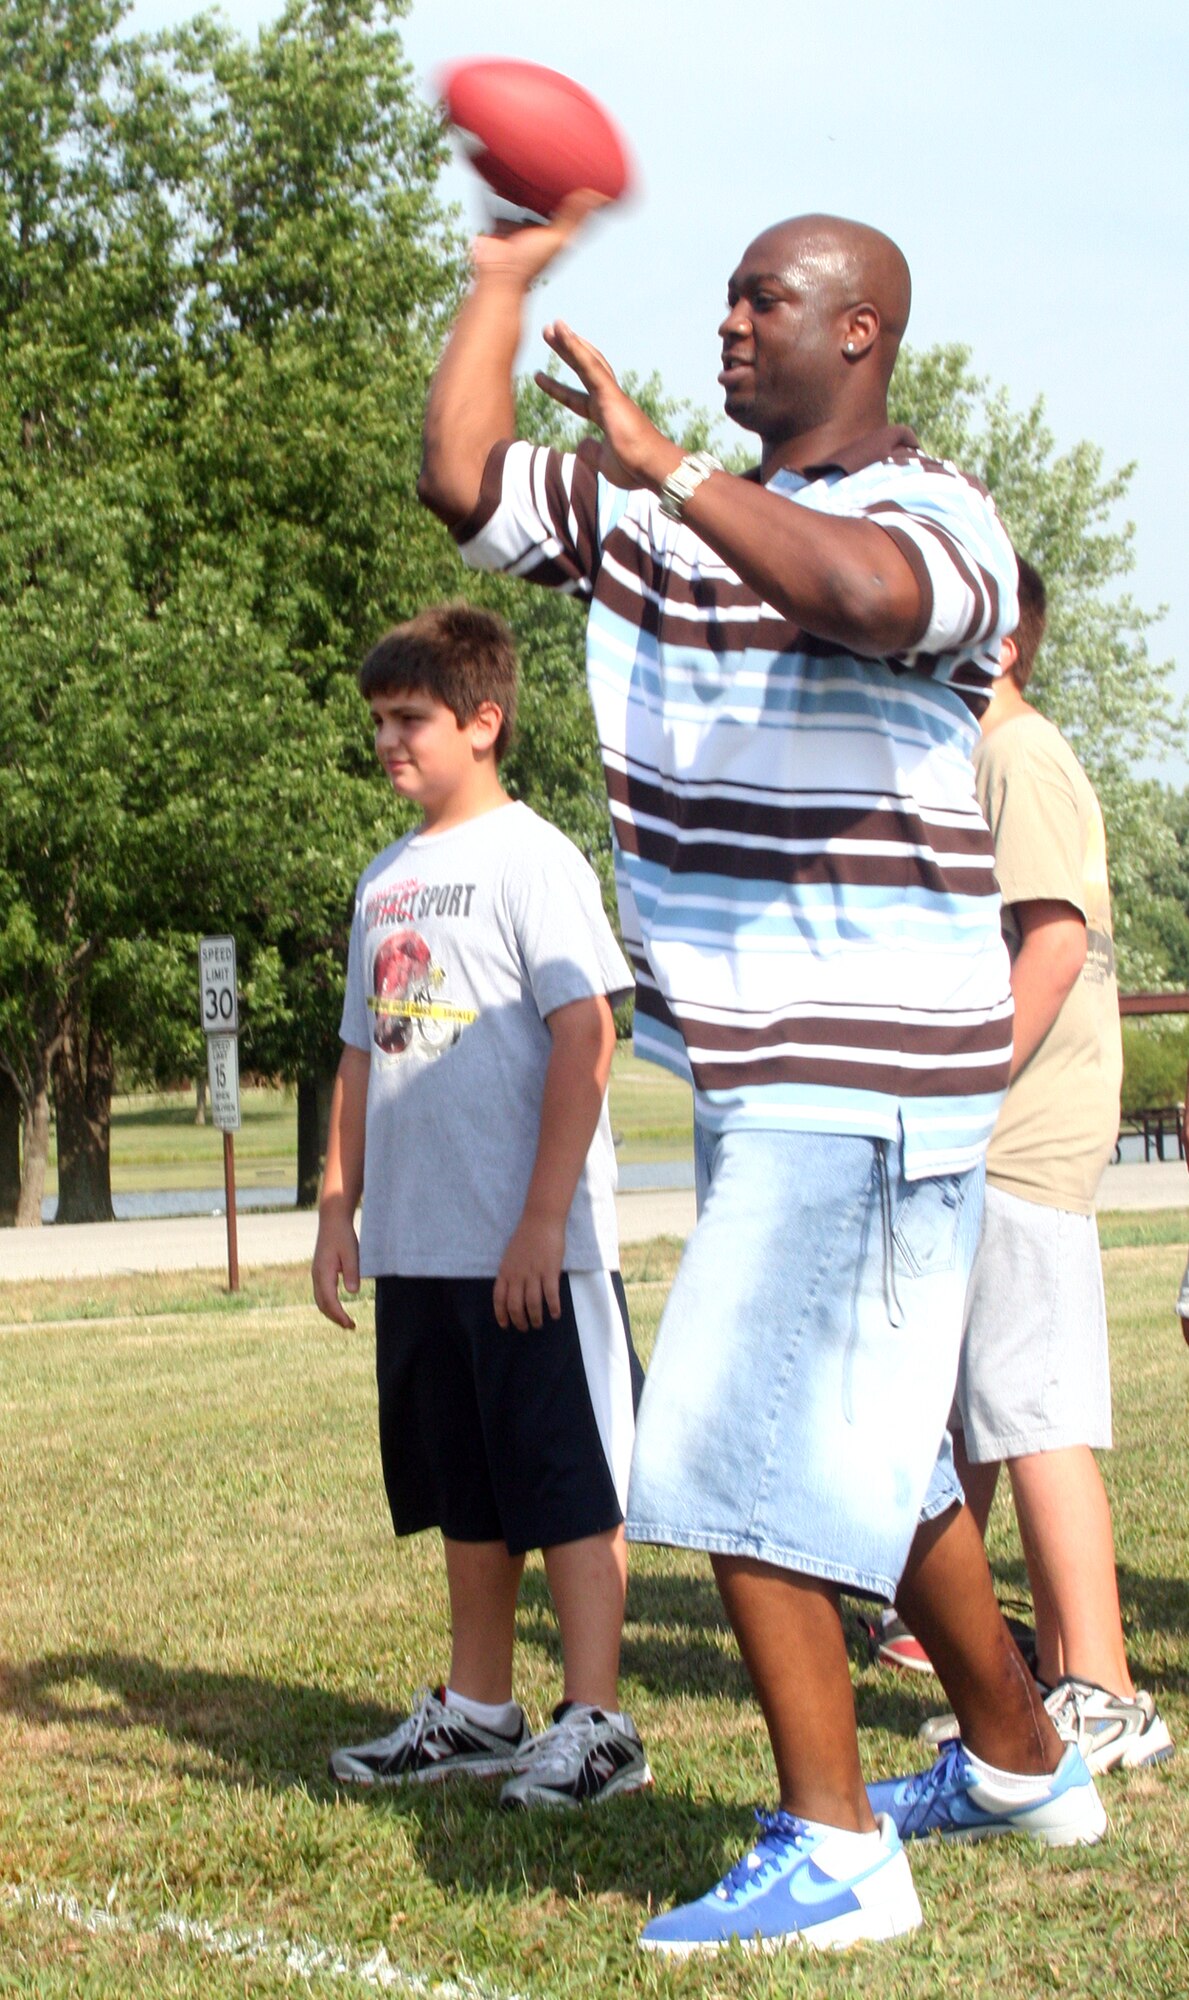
[724,1857,862,1919]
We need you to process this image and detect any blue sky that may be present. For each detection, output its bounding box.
[129,0,1188,784]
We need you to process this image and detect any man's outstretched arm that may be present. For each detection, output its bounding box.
[418,196,605,527]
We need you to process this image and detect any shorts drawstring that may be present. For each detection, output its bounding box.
[877,1140,905,1329]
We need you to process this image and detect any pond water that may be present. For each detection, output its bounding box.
[40,1157,698,1223]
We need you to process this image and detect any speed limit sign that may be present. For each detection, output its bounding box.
[205,1031,242,1132]
[199,936,239,1034]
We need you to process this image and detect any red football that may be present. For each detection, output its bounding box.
[437,58,633,220]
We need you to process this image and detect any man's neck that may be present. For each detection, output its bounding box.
[759,402,891,482]
[979,677,1033,737]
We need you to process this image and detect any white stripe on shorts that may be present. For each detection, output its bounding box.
[569,1271,636,1514]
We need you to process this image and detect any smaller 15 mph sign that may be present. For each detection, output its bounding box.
[205,1032,241,1133]
[199,935,239,1033]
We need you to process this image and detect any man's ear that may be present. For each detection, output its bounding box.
[999,634,1019,680]
[842,302,879,358]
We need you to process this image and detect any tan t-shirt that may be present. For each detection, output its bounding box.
[975,710,1122,1214]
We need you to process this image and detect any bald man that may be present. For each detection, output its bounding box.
[419,207,1105,1952]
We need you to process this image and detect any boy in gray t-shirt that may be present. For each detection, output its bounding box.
[312,603,650,1810]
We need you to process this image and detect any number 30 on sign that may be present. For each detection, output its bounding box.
[199,935,239,1033]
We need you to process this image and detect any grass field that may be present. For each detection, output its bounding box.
[43,1050,694,1199]
[1,1229,1187,1997]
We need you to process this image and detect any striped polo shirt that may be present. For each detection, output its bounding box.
[456,425,1018,1178]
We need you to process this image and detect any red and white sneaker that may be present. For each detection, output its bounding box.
[874,1612,935,1676]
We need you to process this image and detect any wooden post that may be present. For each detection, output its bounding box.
[223,1129,240,1293]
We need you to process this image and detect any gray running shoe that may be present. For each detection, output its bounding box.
[918,1667,1053,1752]
[917,1708,961,1751]
[499,1701,652,1810]
[329,1685,529,1786]
[1043,1677,1174,1775]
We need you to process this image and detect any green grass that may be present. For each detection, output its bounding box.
[43,1051,694,1198]
[1,1237,1186,1997]
[46,1085,300,1198]
[1097,1207,1189,1250]
[606,1046,693,1165]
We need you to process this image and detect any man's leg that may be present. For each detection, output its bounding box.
[543,1523,626,1710]
[951,1426,1000,1539]
[1007,1445,1134,1695]
[895,1502,1058,1773]
[444,1534,524,1702]
[713,1556,877,1830]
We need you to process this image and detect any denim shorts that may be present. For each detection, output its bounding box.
[626,1127,983,1601]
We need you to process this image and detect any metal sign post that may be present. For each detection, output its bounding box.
[199,938,241,1292]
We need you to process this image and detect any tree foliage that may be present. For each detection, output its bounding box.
[889,344,1187,990]
[0,0,468,1219]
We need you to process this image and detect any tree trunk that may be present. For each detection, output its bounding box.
[16,1080,50,1227]
[296,1071,335,1208]
[53,1015,115,1224]
[0,1069,21,1226]
[195,1071,207,1125]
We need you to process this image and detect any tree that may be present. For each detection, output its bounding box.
[1110,781,1189,991]
[889,344,1185,989]
[0,1069,18,1226]
[0,0,468,1219]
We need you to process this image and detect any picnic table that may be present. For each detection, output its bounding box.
[1115,1103,1187,1164]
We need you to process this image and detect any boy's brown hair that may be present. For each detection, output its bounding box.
[1008,557,1047,690]
[359,602,518,760]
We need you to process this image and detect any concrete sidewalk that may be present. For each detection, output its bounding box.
[1,1159,1184,1285]
[0,1185,700,1283]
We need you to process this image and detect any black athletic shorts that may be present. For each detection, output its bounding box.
[373,1271,642,1557]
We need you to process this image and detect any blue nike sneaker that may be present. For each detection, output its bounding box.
[638,1809,922,1955]
[867,1740,1106,1846]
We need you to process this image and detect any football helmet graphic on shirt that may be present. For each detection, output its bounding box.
[371,929,470,1056]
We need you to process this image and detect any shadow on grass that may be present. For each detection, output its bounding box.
[0,1647,754,1903]
[0,1648,388,1789]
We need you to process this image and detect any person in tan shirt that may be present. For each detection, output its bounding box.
[943,559,1172,1774]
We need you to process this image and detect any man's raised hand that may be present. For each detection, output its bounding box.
[471,188,609,292]
[536,319,683,493]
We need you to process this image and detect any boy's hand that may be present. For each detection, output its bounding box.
[312,1207,361,1329]
[494,1213,566,1331]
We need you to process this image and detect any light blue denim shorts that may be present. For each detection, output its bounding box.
[626,1126,983,1601]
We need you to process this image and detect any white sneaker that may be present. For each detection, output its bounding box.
[329,1686,529,1786]
[1044,1677,1174,1775]
[499,1701,652,1810]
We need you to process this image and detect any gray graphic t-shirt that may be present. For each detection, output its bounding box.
[340,802,632,1277]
